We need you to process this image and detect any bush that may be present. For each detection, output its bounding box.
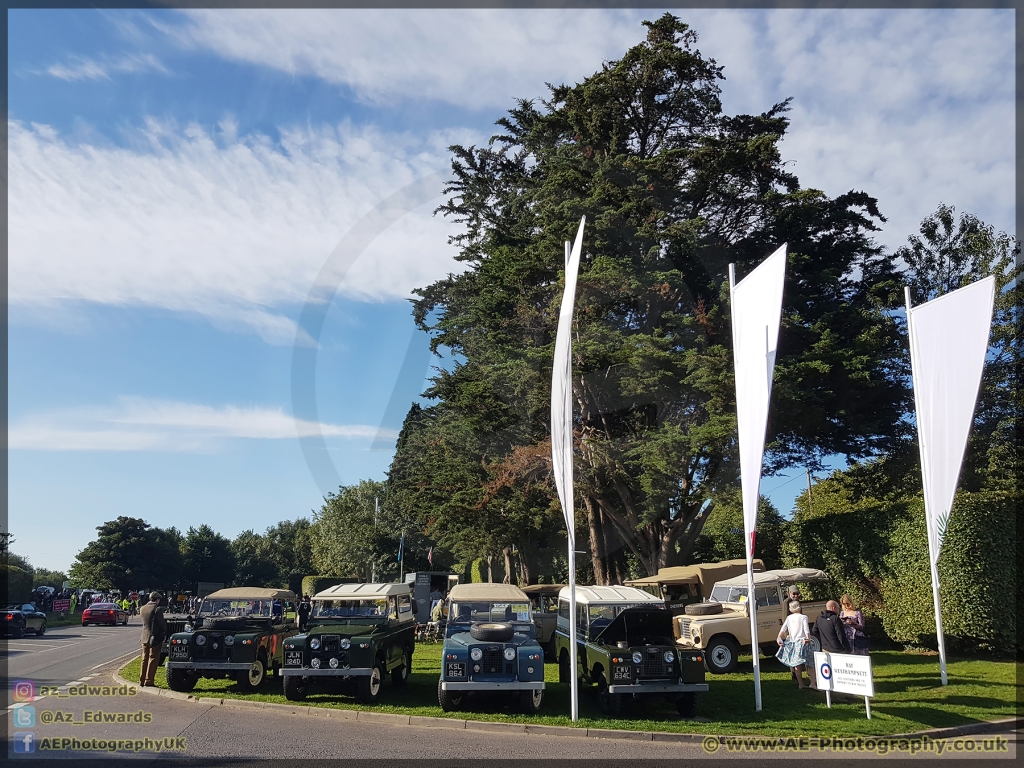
[881,491,1018,656]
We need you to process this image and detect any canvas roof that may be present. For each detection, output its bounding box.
[624,559,761,587]
[448,583,530,602]
[714,568,829,588]
[521,584,567,596]
[313,583,412,599]
[206,587,296,601]
[558,585,664,605]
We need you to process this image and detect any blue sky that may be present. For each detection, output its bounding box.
[7,8,1015,571]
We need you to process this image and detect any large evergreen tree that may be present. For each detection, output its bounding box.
[389,15,909,581]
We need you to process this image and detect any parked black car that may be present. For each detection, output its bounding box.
[4,603,47,638]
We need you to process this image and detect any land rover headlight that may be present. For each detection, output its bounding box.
[470,648,483,661]
[503,647,516,661]
[310,658,321,669]
[224,636,234,647]
[310,638,320,650]
[184,624,193,633]
[341,638,351,649]
[329,657,339,669]
[664,651,675,663]
[195,635,207,647]
[632,651,642,664]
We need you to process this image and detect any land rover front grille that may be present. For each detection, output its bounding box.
[637,648,670,679]
[197,634,227,659]
[321,635,340,652]
[678,618,692,640]
[473,647,516,676]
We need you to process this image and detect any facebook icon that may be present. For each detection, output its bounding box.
[13,732,35,754]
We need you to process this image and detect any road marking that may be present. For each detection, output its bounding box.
[87,649,142,672]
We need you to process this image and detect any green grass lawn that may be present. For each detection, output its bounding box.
[121,645,1021,737]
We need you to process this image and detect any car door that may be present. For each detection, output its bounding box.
[754,588,783,643]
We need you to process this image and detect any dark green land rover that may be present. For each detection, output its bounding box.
[166,587,297,692]
[281,583,417,703]
[554,585,708,717]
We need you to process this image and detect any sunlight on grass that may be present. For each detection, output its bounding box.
[121,646,1021,737]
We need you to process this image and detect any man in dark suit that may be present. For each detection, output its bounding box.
[139,592,167,687]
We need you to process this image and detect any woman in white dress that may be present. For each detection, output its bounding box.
[776,601,811,689]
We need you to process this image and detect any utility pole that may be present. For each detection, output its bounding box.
[371,496,379,583]
[806,469,813,514]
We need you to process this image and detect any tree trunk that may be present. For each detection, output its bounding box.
[502,548,513,584]
[584,496,608,585]
[486,554,494,583]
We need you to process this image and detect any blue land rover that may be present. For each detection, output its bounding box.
[438,583,545,714]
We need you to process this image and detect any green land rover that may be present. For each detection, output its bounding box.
[166,587,297,692]
[281,583,417,703]
[554,585,708,717]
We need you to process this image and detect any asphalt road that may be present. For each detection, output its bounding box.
[4,620,143,693]
[3,629,1018,762]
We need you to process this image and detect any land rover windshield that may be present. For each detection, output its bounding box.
[312,598,394,620]
[708,585,781,607]
[198,598,274,618]
[594,608,675,646]
[449,601,532,623]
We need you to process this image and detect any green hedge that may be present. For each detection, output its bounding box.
[881,492,1018,655]
[3,565,34,604]
[782,499,906,611]
[784,490,1019,656]
[299,576,356,598]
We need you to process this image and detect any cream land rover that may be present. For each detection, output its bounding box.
[674,568,830,674]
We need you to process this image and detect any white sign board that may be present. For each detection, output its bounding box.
[814,651,874,697]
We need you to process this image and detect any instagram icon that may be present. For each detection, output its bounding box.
[13,681,35,702]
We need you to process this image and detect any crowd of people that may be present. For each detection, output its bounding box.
[776,588,869,690]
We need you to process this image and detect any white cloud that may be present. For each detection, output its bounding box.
[8,118,480,342]
[170,8,644,110]
[7,398,396,452]
[43,53,168,81]
[169,7,1014,247]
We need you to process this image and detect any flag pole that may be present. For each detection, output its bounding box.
[905,286,948,685]
[730,262,763,712]
[565,237,579,723]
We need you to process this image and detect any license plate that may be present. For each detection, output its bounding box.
[170,646,188,659]
[446,662,466,678]
[612,666,631,681]
[285,651,303,667]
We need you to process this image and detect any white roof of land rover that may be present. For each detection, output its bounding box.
[557,585,664,604]
[313,583,412,599]
[448,583,530,602]
[714,568,828,587]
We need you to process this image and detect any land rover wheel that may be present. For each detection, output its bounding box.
[357,663,384,704]
[684,602,723,616]
[595,672,622,715]
[392,651,410,686]
[676,692,701,718]
[238,655,266,691]
[283,675,309,701]
[469,622,514,642]
[558,650,571,684]
[167,668,198,692]
[705,636,739,674]
[437,680,463,712]
[519,688,544,715]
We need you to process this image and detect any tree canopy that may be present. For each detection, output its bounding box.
[389,14,909,582]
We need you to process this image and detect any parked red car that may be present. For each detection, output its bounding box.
[82,602,129,627]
